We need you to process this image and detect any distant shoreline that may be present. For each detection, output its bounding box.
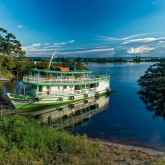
[28,56,165,63]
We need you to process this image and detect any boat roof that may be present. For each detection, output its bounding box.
[25,68,92,74]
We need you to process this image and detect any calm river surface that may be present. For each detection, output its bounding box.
[2,62,165,151]
[72,62,165,151]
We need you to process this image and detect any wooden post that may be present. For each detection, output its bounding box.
[0,105,3,118]
[0,110,2,118]
[17,70,18,79]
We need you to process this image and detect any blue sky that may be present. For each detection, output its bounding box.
[1,0,165,57]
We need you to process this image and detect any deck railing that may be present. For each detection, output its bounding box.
[23,76,109,84]
[36,88,97,96]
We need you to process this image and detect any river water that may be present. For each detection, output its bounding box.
[1,62,165,151]
[72,62,165,151]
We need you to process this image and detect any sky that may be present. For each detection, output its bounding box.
[1,0,165,58]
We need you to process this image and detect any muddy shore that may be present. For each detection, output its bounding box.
[93,139,165,164]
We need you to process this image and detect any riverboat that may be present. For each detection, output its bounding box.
[7,53,110,110]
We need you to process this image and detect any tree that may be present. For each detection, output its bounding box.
[0,28,25,58]
[0,28,26,78]
[137,62,165,119]
[36,59,49,69]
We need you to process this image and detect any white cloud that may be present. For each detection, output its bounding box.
[53,40,75,46]
[60,48,114,55]
[25,47,114,57]
[31,43,41,47]
[97,32,160,41]
[152,0,159,5]
[22,40,75,52]
[158,41,165,44]
[44,44,64,49]
[43,43,49,45]
[122,37,165,44]
[17,24,24,29]
[127,46,155,54]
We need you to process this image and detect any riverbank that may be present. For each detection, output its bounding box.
[0,115,165,164]
[95,139,165,164]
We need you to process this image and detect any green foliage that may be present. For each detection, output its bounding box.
[0,68,14,79]
[0,28,25,57]
[0,28,28,78]
[35,58,88,71]
[137,62,165,118]
[0,115,99,164]
[36,59,49,69]
[132,56,141,63]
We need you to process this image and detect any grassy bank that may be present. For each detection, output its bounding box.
[0,115,165,165]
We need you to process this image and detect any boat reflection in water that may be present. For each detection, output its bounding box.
[39,96,109,130]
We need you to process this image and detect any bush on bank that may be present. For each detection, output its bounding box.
[0,115,99,165]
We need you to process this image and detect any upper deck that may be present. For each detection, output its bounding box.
[23,75,110,86]
[25,68,92,74]
[24,68,109,86]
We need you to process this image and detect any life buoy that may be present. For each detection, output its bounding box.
[68,104,74,108]
[95,92,99,98]
[35,97,39,102]
[83,100,88,104]
[57,107,63,111]
[58,97,63,102]
[83,94,88,99]
[70,96,74,100]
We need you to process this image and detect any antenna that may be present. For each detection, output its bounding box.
[48,51,56,69]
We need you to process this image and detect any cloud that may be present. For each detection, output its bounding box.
[127,46,155,54]
[43,43,49,45]
[97,32,160,41]
[31,43,41,47]
[17,24,24,29]
[53,40,75,46]
[22,40,75,52]
[152,0,159,5]
[22,43,42,51]
[25,47,114,57]
[23,33,165,58]
[60,48,114,55]
[122,37,165,44]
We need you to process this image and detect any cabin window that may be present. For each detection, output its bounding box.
[90,84,97,88]
[63,86,67,89]
[39,86,42,92]
[75,85,80,90]
[85,85,89,88]
[32,85,37,89]
[82,85,85,89]
[47,86,51,90]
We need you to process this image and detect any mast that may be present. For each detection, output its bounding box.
[48,51,56,69]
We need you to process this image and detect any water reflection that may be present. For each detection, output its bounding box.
[39,96,109,130]
[137,62,165,120]
[138,89,165,119]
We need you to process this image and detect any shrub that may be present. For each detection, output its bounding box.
[0,115,99,164]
